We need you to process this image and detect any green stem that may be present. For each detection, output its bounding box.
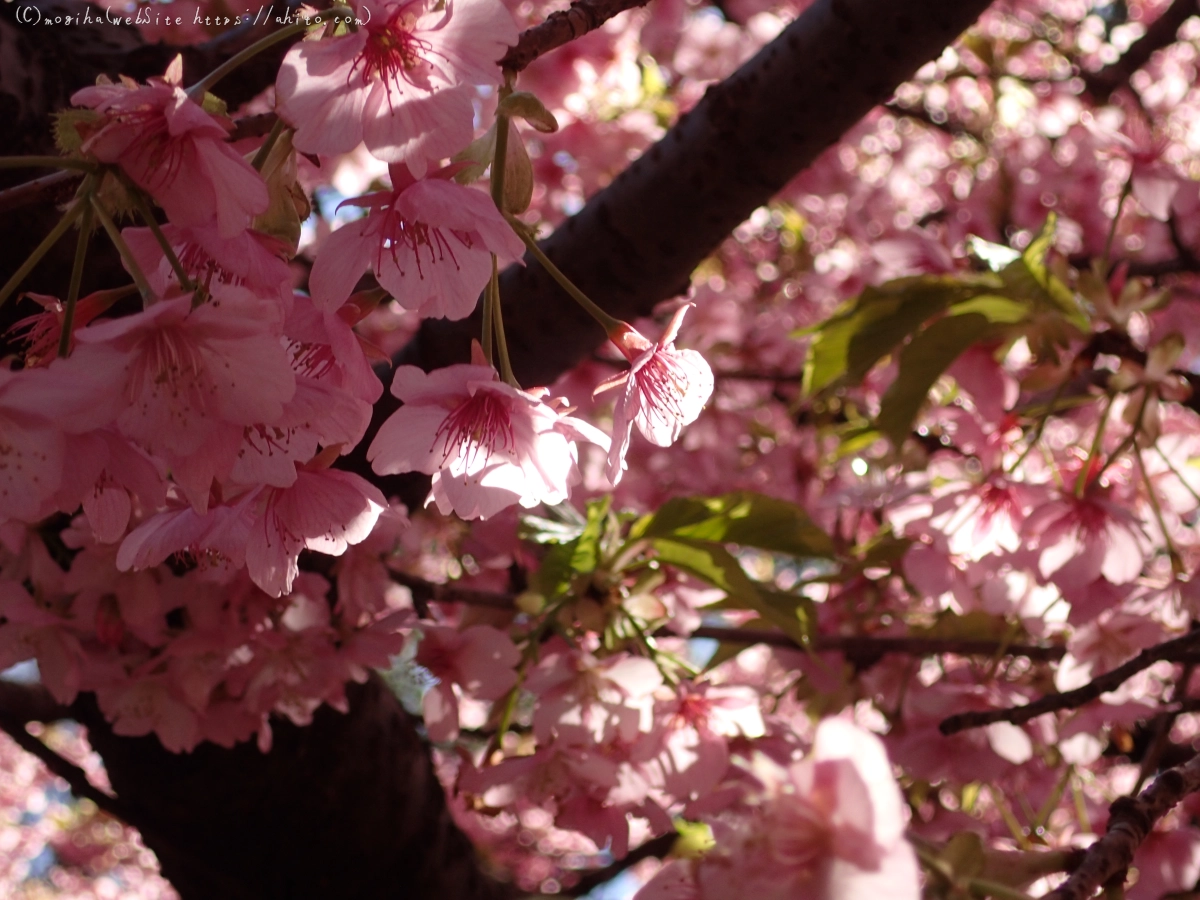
[0,156,96,173]
[186,14,335,98]
[250,117,287,172]
[1102,177,1133,271]
[122,174,193,291]
[58,201,95,358]
[1154,442,1200,507]
[1090,389,1149,486]
[1074,394,1113,498]
[490,256,517,386]
[509,218,624,334]
[90,196,154,305]
[1136,442,1180,575]
[481,257,496,367]
[1007,376,1070,475]
[0,183,91,309]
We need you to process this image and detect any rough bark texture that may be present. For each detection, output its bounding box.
[399,0,995,386]
[0,1,995,897]
[352,0,997,506]
[73,676,512,900]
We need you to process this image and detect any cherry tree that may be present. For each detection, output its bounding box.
[3,0,1200,899]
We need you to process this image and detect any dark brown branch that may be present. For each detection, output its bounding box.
[1083,0,1198,102]
[939,629,1200,735]
[0,170,80,215]
[0,679,72,724]
[391,570,516,612]
[499,0,652,74]
[391,573,1065,661]
[0,717,131,821]
[368,0,998,508]
[1044,750,1200,900]
[687,626,1067,663]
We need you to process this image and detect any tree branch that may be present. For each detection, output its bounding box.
[500,0,653,74]
[0,717,130,821]
[939,629,1200,735]
[568,832,677,895]
[362,0,997,504]
[1044,750,1200,900]
[392,572,1066,662]
[1082,0,1198,102]
[0,679,72,724]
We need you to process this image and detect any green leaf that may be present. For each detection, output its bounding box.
[530,497,610,598]
[632,491,834,558]
[950,294,1030,324]
[802,275,1000,395]
[652,539,810,645]
[497,91,559,133]
[877,312,996,446]
[518,515,585,545]
[999,213,1088,330]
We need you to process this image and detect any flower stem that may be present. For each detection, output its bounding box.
[120,173,193,291]
[0,156,96,173]
[481,266,496,367]
[1074,393,1113,498]
[0,179,92,309]
[1102,176,1133,271]
[490,255,518,386]
[59,199,95,358]
[251,117,287,172]
[508,216,624,334]
[90,195,154,306]
[186,12,340,99]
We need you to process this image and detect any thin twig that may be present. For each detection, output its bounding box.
[390,572,1066,661]
[389,571,514,612]
[0,170,80,215]
[939,629,1200,735]
[1044,750,1200,900]
[686,626,1067,663]
[0,716,135,824]
[568,832,677,895]
[499,0,653,73]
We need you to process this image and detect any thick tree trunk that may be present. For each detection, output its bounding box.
[1,1,994,897]
[74,676,512,900]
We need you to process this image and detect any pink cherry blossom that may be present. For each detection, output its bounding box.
[638,719,918,900]
[368,351,610,520]
[246,464,387,597]
[9,289,122,367]
[122,223,294,308]
[66,289,296,512]
[309,163,525,320]
[415,623,520,742]
[597,304,714,485]
[1022,484,1146,593]
[72,58,268,239]
[276,0,518,176]
[527,648,663,747]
